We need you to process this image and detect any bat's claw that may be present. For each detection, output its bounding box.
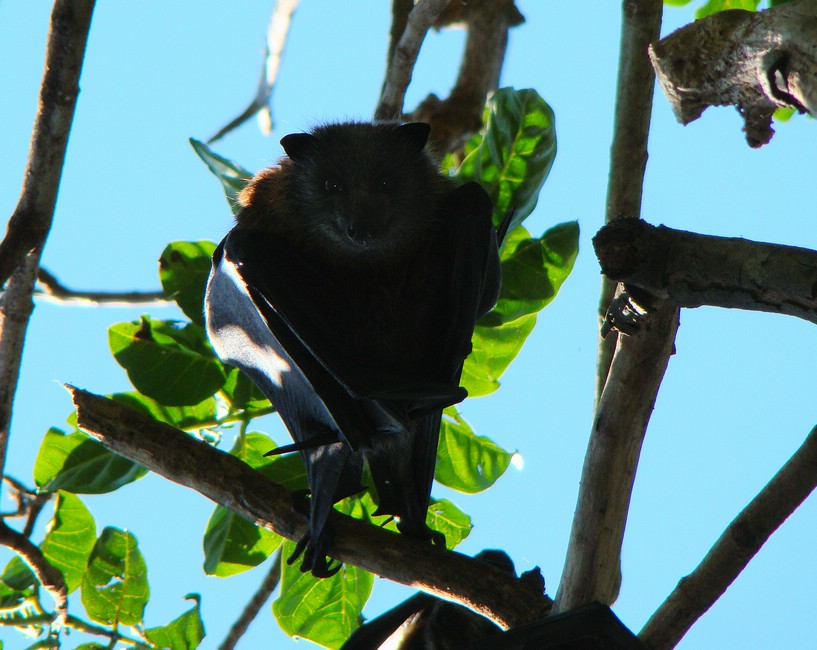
[287,528,341,578]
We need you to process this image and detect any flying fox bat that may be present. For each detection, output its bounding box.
[205,121,505,577]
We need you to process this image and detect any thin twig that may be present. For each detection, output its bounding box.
[69,386,552,629]
[208,0,300,144]
[375,0,450,121]
[556,0,664,613]
[640,425,817,649]
[219,549,282,650]
[35,267,170,306]
[596,0,664,404]
[0,520,67,625]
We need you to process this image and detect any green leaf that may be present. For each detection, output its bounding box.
[34,428,147,494]
[81,527,149,626]
[461,312,536,397]
[695,0,759,18]
[425,498,473,549]
[109,392,217,431]
[203,506,281,577]
[220,369,271,413]
[1,555,37,592]
[145,595,206,650]
[457,87,557,233]
[274,540,373,649]
[109,317,227,406]
[494,221,579,323]
[190,138,253,216]
[159,241,217,326]
[461,221,578,397]
[435,407,514,493]
[238,432,309,491]
[41,492,96,593]
[664,0,693,5]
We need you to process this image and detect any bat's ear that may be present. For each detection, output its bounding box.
[396,122,431,151]
[280,133,317,161]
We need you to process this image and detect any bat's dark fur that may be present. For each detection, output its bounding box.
[205,122,502,577]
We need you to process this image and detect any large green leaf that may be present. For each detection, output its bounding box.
[40,492,96,594]
[109,316,227,406]
[34,428,147,494]
[435,407,514,493]
[81,527,149,626]
[145,595,205,650]
[273,539,373,649]
[109,392,217,432]
[220,368,272,414]
[203,506,281,577]
[695,0,759,18]
[190,138,253,216]
[461,221,578,397]
[457,87,557,232]
[159,241,217,326]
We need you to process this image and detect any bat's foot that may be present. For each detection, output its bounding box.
[287,529,341,578]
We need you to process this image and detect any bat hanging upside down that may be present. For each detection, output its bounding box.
[205,121,507,577]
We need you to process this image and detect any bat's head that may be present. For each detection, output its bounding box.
[276,121,448,262]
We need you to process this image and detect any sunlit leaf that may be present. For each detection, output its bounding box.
[159,241,217,326]
[81,527,149,626]
[190,138,253,216]
[41,492,96,593]
[145,594,206,650]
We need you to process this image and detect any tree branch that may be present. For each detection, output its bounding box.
[408,1,524,153]
[594,218,817,325]
[0,0,96,289]
[218,550,282,650]
[649,1,817,147]
[596,0,664,404]
[555,0,666,615]
[68,386,552,629]
[640,425,817,649]
[208,0,300,144]
[35,267,170,306]
[0,520,67,625]
[375,0,450,122]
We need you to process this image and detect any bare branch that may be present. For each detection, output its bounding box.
[640,425,817,649]
[407,1,524,153]
[219,550,282,650]
[649,1,817,147]
[35,267,170,306]
[0,0,96,290]
[556,303,678,613]
[0,520,67,625]
[208,0,300,144]
[596,0,664,404]
[375,0,451,121]
[69,386,552,629]
[594,218,817,325]
[555,0,666,615]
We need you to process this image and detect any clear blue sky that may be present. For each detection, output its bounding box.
[2,2,816,649]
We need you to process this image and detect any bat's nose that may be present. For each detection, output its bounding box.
[346,224,375,245]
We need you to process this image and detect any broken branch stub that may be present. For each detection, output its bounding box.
[649,2,817,147]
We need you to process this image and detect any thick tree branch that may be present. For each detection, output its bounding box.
[556,0,666,615]
[0,520,67,624]
[594,218,817,325]
[596,0,663,404]
[640,425,817,649]
[0,0,96,289]
[68,386,551,629]
[219,550,282,650]
[375,0,450,122]
[208,0,300,144]
[35,267,170,306]
[649,1,817,147]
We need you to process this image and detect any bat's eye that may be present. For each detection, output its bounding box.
[377,177,395,193]
[324,178,343,193]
